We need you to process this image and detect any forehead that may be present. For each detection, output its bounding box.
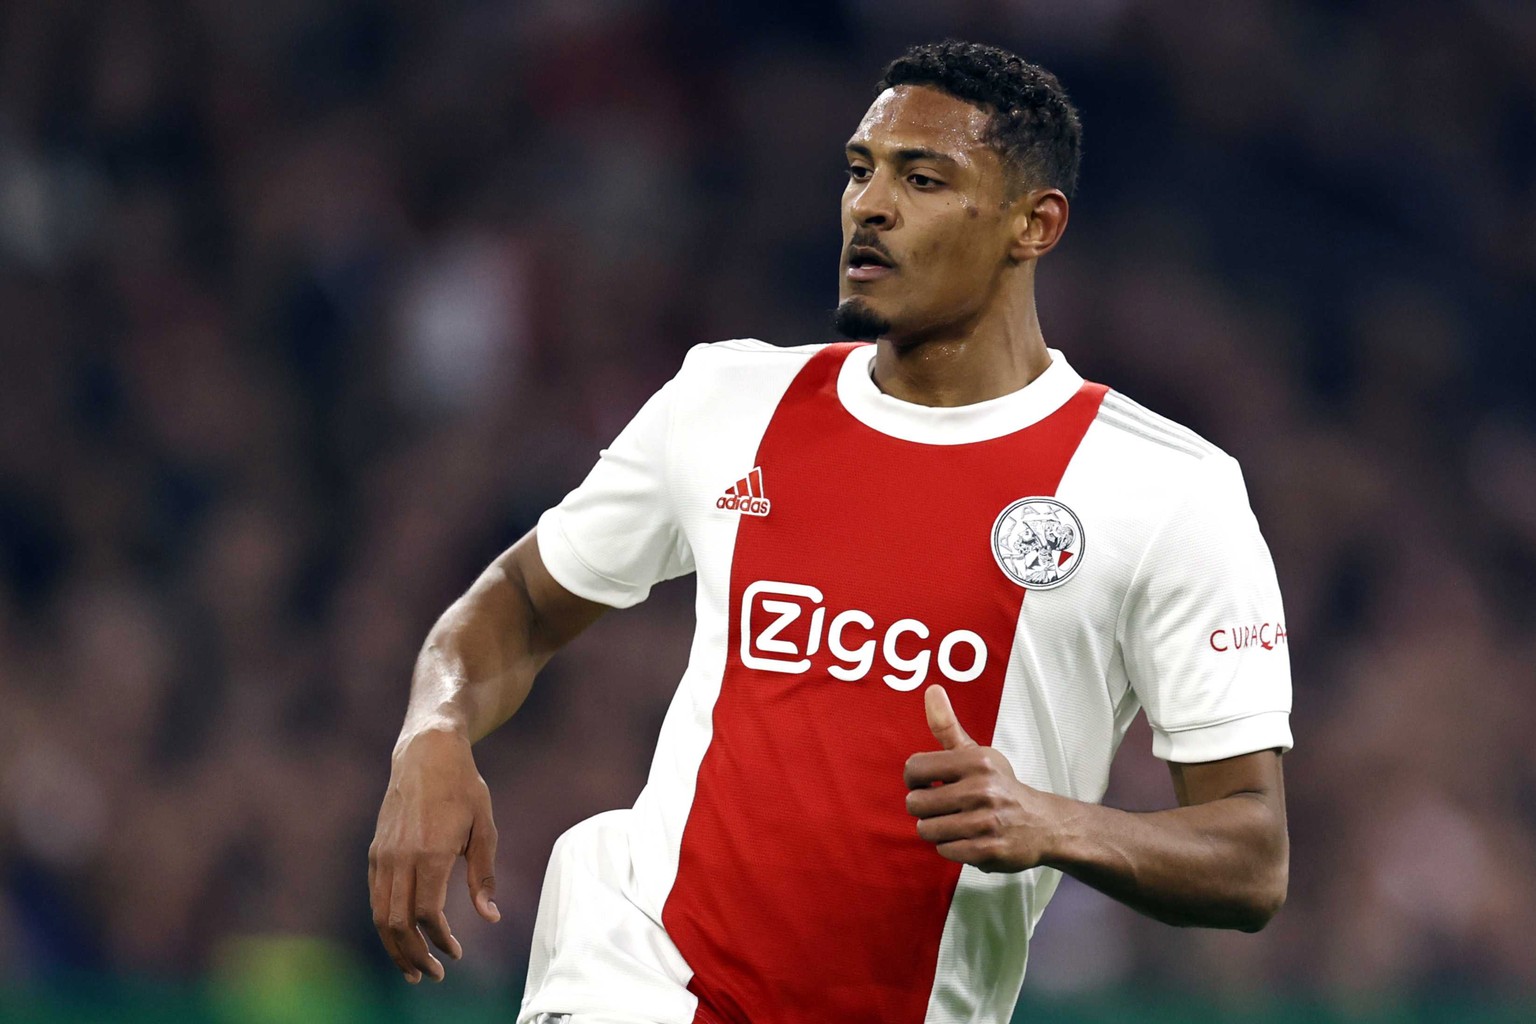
[847,85,994,157]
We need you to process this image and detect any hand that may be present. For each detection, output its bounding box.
[903,685,1068,873]
[369,728,501,983]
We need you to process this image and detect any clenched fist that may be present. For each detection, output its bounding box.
[903,685,1072,873]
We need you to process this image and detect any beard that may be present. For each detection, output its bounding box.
[831,298,892,341]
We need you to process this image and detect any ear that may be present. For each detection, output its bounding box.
[1006,189,1069,262]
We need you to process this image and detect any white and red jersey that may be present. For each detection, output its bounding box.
[519,341,1292,1024]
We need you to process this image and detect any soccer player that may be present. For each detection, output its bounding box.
[369,40,1292,1024]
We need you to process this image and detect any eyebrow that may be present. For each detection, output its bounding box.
[845,142,959,166]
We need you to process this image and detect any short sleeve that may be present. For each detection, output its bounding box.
[536,376,694,609]
[1118,454,1293,762]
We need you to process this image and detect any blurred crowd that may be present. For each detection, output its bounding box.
[1,0,1534,1008]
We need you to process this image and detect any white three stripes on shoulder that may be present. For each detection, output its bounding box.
[1096,392,1215,460]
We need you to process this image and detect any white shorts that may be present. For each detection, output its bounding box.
[517,810,696,1024]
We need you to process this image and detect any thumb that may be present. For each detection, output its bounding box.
[925,684,976,750]
[465,811,501,924]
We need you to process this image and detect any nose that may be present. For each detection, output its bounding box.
[846,169,897,229]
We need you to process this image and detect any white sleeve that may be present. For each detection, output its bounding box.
[1118,454,1293,763]
[535,375,694,609]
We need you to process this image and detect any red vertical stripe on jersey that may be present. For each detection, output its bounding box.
[748,467,765,499]
[664,345,1107,1024]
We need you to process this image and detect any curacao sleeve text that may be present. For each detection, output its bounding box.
[1117,453,1293,763]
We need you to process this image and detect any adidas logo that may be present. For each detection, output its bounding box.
[716,467,771,517]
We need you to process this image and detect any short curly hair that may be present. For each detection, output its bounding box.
[877,40,1083,199]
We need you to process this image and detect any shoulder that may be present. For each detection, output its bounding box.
[1091,389,1228,467]
[678,338,835,374]
[666,338,836,404]
[1064,387,1257,574]
[1083,387,1249,498]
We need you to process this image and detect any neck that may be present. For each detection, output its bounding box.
[869,276,1051,408]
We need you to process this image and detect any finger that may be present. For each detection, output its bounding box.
[368,850,378,921]
[465,811,501,923]
[925,685,975,750]
[413,855,462,961]
[934,836,1004,868]
[372,861,421,983]
[903,749,976,789]
[906,776,988,818]
[389,866,443,982]
[916,810,999,845]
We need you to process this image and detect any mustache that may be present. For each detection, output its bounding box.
[845,231,897,265]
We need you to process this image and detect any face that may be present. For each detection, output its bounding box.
[837,85,1024,343]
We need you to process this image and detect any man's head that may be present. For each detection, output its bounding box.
[834,41,1082,344]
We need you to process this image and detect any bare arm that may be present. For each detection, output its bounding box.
[369,530,608,983]
[398,529,608,747]
[905,686,1288,932]
[1046,749,1287,930]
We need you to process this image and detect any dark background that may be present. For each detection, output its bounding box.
[1,0,1534,1019]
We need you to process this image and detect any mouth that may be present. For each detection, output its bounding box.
[845,245,896,282]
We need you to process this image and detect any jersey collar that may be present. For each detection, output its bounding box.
[835,343,1086,445]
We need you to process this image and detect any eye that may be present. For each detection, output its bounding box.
[909,173,942,189]
[846,165,872,182]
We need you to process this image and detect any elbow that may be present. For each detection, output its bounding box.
[1234,857,1288,933]
[1234,887,1286,933]
[1233,801,1290,932]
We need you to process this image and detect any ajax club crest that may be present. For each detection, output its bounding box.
[992,497,1085,590]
